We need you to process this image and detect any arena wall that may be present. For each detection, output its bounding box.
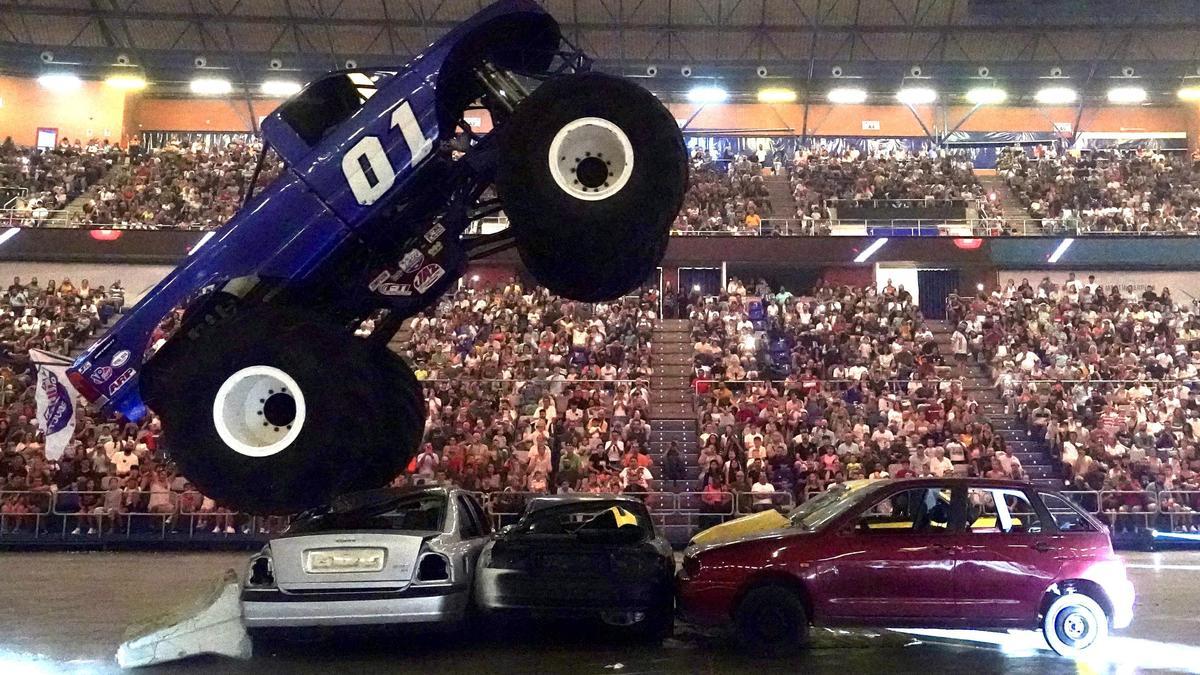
[1,74,1197,143]
[0,75,126,146]
[668,102,1199,140]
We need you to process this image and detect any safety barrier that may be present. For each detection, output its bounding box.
[0,208,210,230]
[1,487,1191,547]
[0,490,291,541]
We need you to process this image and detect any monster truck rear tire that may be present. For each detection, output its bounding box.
[496,72,687,302]
[142,304,424,515]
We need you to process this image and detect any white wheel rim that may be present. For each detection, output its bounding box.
[548,117,635,201]
[1062,612,1089,641]
[212,365,307,458]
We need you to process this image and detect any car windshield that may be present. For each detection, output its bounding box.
[285,492,447,534]
[789,482,878,531]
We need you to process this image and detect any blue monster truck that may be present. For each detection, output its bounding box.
[66,0,687,514]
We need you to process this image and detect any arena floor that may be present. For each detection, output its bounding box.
[2,551,1199,674]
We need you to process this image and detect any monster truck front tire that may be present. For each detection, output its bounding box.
[496,72,687,302]
[142,304,424,515]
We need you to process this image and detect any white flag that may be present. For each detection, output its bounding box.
[31,349,79,461]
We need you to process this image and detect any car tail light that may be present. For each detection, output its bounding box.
[485,546,528,571]
[415,552,451,583]
[682,553,700,579]
[247,555,275,587]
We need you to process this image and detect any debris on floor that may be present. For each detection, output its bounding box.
[116,569,251,668]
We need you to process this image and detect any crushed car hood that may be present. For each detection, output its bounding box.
[689,510,789,547]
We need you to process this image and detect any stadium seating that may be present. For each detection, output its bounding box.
[998,147,1200,233]
[4,270,1197,542]
[957,277,1200,531]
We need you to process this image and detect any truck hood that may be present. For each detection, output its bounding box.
[689,509,789,547]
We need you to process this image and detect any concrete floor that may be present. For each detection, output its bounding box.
[2,551,1199,674]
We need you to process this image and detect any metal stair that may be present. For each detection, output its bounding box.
[977,174,1033,220]
[648,319,699,494]
[762,173,794,218]
[926,319,1062,488]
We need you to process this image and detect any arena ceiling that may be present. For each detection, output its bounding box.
[3,0,1200,98]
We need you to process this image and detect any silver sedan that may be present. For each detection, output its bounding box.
[241,485,492,629]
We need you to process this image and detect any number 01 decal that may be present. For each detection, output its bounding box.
[341,101,435,206]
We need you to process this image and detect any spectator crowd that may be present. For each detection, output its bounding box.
[1,137,125,226]
[952,274,1200,529]
[398,280,662,500]
[686,278,1023,512]
[1,136,280,230]
[999,146,1200,234]
[789,147,987,226]
[3,269,1199,536]
[673,147,774,235]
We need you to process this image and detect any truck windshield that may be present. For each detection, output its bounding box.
[277,71,384,145]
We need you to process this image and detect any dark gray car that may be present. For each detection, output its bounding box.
[474,494,675,640]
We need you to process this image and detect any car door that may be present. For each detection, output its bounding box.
[952,486,1063,625]
[813,484,966,622]
[454,494,493,576]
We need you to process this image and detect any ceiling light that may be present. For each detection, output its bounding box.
[1047,238,1074,264]
[965,86,1007,105]
[853,238,888,263]
[757,87,797,103]
[1107,86,1146,104]
[190,77,232,95]
[188,231,216,256]
[1177,86,1200,102]
[827,87,867,104]
[896,86,937,105]
[686,86,728,104]
[104,74,147,90]
[261,79,302,97]
[37,73,82,93]
[1035,86,1076,105]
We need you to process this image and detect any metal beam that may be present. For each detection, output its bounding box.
[6,3,1200,35]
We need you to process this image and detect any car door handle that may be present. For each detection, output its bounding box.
[1033,541,1051,553]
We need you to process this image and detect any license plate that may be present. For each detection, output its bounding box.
[303,547,387,574]
[539,553,609,573]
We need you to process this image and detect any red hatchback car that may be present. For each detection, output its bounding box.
[677,478,1134,658]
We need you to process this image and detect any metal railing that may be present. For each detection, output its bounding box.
[824,197,975,207]
[672,217,1200,237]
[0,208,213,230]
[691,377,961,395]
[4,207,1200,237]
[3,487,1196,547]
[482,490,796,531]
[0,490,291,541]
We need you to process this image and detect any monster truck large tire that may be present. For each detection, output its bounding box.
[141,304,424,515]
[496,72,687,302]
